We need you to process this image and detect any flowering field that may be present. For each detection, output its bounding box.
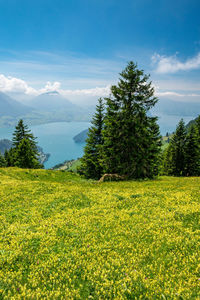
[0,168,199,299]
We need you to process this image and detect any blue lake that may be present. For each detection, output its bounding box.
[0,122,90,169]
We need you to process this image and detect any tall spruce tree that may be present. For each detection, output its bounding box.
[0,152,6,167]
[195,115,200,139]
[169,119,187,176]
[4,148,16,167]
[162,117,200,177]
[101,61,161,179]
[80,98,104,179]
[13,119,37,150]
[162,144,173,175]
[145,116,162,177]
[15,138,42,169]
[6,119,42,169]
[184,125,200,176]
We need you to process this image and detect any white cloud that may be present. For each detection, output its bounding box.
[39,81,61,94]
[153,84,200,102]
[153,79,200,92]
[60,85,111,97]
[152,52,200,73]
[0,74,37,95]
[155,91,200,97]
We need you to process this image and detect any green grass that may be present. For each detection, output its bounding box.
[68,159,82,171]
[52,158,82,172]
[0,168,199,299]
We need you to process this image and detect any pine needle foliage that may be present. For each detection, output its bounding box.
[5,119,42,169]
[170,119,187,176]
[80,98,104,179]
[12,119,37,150]
[0,152,6,167]
[101,61,161,179]
[81,62,161,179]
[184,125,200,176]
[162,116,200,176]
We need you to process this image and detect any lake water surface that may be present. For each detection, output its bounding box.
[0,122,90,169]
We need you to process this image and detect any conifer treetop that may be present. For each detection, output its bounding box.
[12,119,37,149]
[107,61,157,112]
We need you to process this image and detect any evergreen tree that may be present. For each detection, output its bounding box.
[145,116,162,177]
[170,119,187,176]
[15,138,42,169]
[12,119,37,151]
[0,152,6,167]
[162,117,200,177]
[4,148,16,167]
[195,115,200,139]
[10,119,42,169]
[184,125,200,176]
[80,98,104,179]
[101,61,161,179]
[162,144,173,175]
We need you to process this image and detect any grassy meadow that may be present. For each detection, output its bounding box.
[0,168,200,299]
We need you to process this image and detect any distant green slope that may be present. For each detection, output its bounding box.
[0,167,200,299]
[52,158,81,171]
[186,115,199,129]
[0,139,12,154]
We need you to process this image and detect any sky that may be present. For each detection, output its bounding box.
[0,0,200,107]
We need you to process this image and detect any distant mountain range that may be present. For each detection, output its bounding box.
[0,92,32,117]
[0,139,12,153]
[0,91,93,127]
[27,91,76,112]
[152,98,200,117]
[186,115,199,129]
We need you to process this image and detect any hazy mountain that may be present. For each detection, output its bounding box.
[152,98,200,117]
[0,91,93,127]
[0,92,32,117]
[73,129,89,143]
[28,91,76,111]
[186,115,200,129]
[0,139,12,154]
[150,97,200,134]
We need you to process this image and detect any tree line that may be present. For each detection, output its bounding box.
[79,62,200,179]
[162,117,200,176]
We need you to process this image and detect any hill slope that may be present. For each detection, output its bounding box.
[186,115,200,129]
[0,168,199,298]
[28,91,76,112]
[0,139,12,153]
[73,128,89,143]
[0,91,32,117]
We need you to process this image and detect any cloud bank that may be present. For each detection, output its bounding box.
[155,90,200,98]
[0,74,37,95]
[0,73,111,101]
[0,73,199,105]
[152,52,200,73]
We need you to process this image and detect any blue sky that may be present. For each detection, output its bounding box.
[0,0,199,105]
